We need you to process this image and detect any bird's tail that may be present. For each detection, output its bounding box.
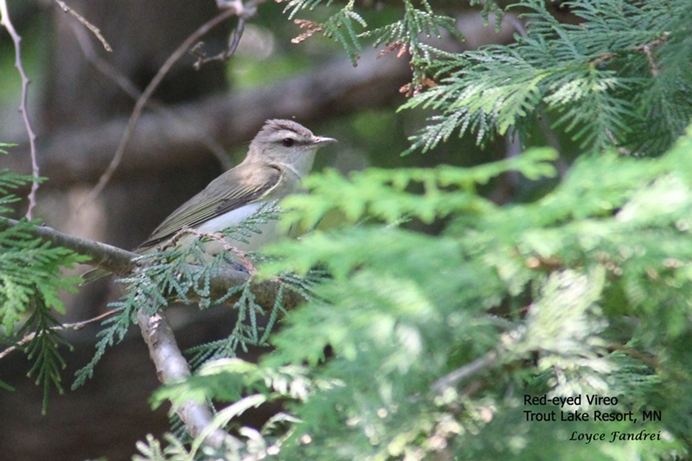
[80,267,112,285]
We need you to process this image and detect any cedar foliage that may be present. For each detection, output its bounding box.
[0,145,87,410]
[140,1,692,459]
[2,0,692,459]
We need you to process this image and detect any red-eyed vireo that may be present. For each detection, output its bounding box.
[83,119,336,282]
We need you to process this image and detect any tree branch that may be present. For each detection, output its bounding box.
[0,217,137,276]
[137,309,240,450]
[0,0,39,219]
[83,6,242,208]
[54,0,112,52]
[0,216,306,448]
[68,20,232,169]
[1,49,411,186]
[0,216,307,309]
[431,350,498,394]
[0,309,117,360]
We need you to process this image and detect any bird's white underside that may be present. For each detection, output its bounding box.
[194,202,280,252]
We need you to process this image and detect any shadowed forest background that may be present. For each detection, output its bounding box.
[2,1,692,460]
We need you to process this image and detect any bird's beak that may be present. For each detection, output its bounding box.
[311,136,338,146]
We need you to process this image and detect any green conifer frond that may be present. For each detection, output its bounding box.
[279,0,331,20]
[73,203,300,386]
[361,0,463,77]
[322,7,367,63]
[232,127,692,458]
[282,0,366,63]
[18,295,72,414]
[283,0,463,71]
[0,233,84,329]
[0,164,87,408]
[278,147,556,230]
[403,0,689,155]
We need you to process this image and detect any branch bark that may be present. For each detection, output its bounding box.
[0,216,306,309]
[0,217,138,275]
[0,0,40,218]
[431,350,498,394]
[2,50,411,186]
[137,309,239,450]
[1,216,305,449]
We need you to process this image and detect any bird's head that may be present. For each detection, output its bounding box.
[247,119,337,177]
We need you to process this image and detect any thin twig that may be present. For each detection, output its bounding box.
[607,343,659,370]
[588,52,617,66]
[431,350,499,394]
[69,23,137,100]
[54,0,112,52]
[80,6,240,210]
[634,32,669,78]
[606,129,631,156]
[0,0,40,219]
[192,12,249,69]
[607,342,687,381]
[589,32,670,68]
[641,45,659,77]
[69,22,232,169]
[0,310,118,360]
[160,227,256,274]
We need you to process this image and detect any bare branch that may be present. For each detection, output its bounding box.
[54,0,112,52]
[0,217,307,310]
[0,310,117,360]
[588,32,670,68]
[3,49,410,186]
[0,217,139,276]
[81,6,240,210]
[635,31,669,77]
[192,16,246,69]
[0,0,39,219]
[68,21,232,169]
[431,350,498,394]
[137,309,240,449]
[192,0,261,69]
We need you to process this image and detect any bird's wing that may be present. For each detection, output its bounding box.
[137,163,283,252]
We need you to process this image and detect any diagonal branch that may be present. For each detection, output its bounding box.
[81,6,241,209]
[0,0,40,219]
[0,309,117,360]
[0,215,306,447]
[431,350,498,394]
[137,309,240,450]
[68,20,232,169]
[0,216,306,308]
[54,0,112,52]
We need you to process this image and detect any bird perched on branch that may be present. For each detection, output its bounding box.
[83,119,336,282]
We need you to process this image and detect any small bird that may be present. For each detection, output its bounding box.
[84,119,336,281]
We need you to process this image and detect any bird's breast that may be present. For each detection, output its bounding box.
[194,202,281,252]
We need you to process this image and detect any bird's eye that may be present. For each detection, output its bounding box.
[282,138,294,147]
